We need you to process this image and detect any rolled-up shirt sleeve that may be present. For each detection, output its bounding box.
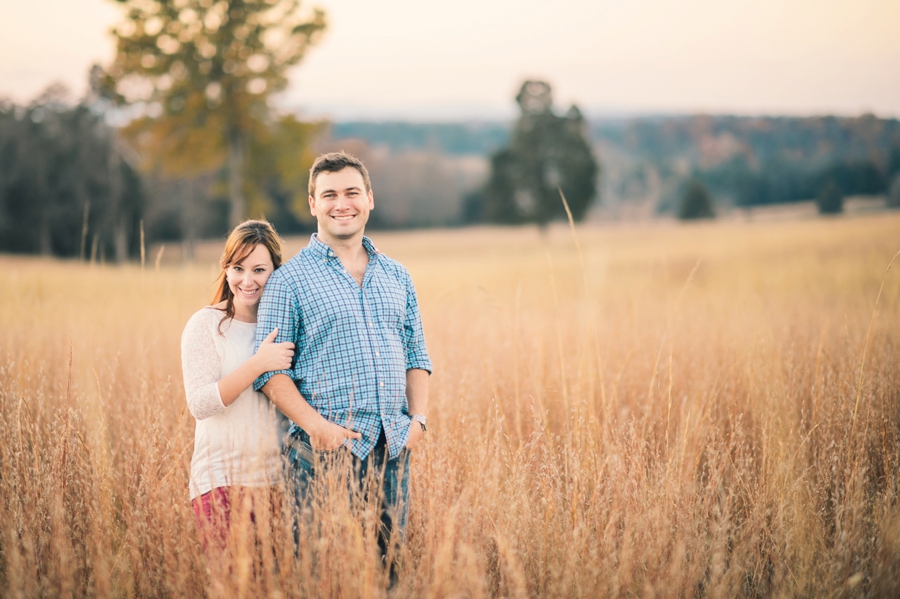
[181,309,227,420]
[254,272,300,391]
[402,272,432,374]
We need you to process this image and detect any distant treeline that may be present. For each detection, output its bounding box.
[0,88,321,259]
[4,103,900,258]
[330,122,510,156]
[335,114,900,213]
[595,114,900,210]
[0,89,145,259]
[595,115,898,162]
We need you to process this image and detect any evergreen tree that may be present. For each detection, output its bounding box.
[480,81,599,227]
[886,174,900,209]
[816,179,843,214]
[678,179,715,220]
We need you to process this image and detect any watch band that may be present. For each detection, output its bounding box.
[411,414,427,432]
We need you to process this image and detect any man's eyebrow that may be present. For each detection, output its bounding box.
[320,186,363,194]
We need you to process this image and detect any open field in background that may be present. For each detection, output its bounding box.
[2,212,900,597]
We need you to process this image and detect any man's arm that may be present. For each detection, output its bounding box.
[262,374,361,450]
[399,268,432,450]
[405,368,430,450]
[253,273,299,390]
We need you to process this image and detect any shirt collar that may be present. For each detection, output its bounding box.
[307,233,378,262]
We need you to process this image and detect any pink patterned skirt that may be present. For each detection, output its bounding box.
[191,486,281,554]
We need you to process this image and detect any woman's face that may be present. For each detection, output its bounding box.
[225,243,275,317]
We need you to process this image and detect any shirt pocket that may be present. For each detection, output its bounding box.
[373,277,407,331]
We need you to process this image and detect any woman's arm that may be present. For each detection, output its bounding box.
[182,311,294,419]
[216,328,294,406]
[181,310,227,420]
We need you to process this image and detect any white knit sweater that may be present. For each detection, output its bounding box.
[181,306,288,499]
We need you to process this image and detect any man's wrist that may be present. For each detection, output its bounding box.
[410,414,427,432]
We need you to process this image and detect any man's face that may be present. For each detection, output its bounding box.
[309,167,374,244]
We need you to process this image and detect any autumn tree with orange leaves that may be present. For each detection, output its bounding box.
[101,0,326,228]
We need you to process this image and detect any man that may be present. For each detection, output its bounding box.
[253,151,431,574]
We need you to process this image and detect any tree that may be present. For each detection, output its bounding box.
[102,0,326,227]
[0,85,145,259]
[678,179,715,220]
[886,174,900,209]
[479,81,599,227]
[244,113,323,230]
[816,179,843,214]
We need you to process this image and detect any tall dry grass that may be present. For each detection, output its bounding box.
[1,213,899,598]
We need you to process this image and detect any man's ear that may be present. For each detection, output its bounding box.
[368,190,374,209]
[308,194,316,215]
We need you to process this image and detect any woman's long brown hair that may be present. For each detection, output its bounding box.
[211,220,285,333]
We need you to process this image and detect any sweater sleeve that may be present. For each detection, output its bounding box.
[181,309,227,420]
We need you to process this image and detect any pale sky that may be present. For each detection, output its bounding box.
[1,0,898,120]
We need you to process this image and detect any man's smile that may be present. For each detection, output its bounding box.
[309,166,374,243]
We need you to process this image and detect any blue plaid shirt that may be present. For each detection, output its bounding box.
[253,234,432,459]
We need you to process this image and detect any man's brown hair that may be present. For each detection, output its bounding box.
[308,151,372,197]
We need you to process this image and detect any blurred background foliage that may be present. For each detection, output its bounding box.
[2,2,900,259]
[469,80,599,227]
[100,0,327,232]
[0,85,144,259]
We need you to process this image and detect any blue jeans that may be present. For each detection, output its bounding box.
[283,427,410,561]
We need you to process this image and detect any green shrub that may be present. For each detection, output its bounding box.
[678,179,715,220]
[887,174,900,209]
[816,180,843,214]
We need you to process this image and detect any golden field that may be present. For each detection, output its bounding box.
[1,212,900,598]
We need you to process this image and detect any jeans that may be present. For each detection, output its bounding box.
[283,427,410,562]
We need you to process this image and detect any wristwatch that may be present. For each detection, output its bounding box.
[411,414,427,432]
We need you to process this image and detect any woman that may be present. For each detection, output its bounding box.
[181,220,295,547]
